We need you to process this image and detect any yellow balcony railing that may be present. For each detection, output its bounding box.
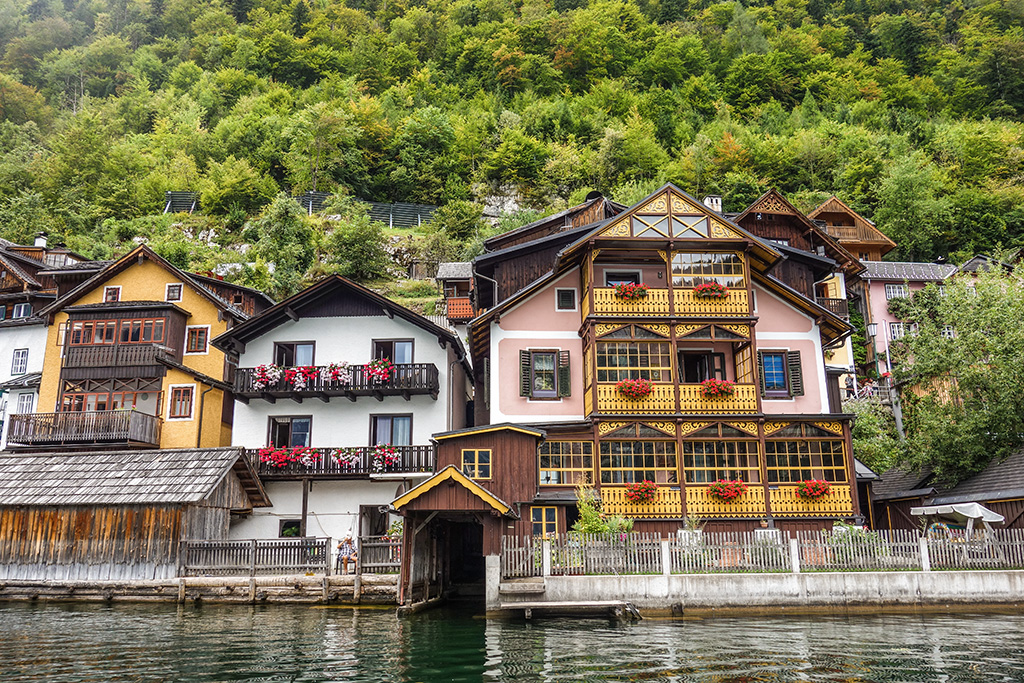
[769,485,853,517]
[592,287,671,316]
[685,485,767,518]
[601,486,683,518]
[595,384,675,414]
[674,289,750,316]
[678,384,759,413]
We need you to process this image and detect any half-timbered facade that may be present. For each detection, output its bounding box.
[212,275,472,545]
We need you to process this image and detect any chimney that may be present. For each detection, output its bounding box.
[34,232,47,248]
[702,195,722,213]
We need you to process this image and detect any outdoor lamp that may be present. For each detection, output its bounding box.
[866,323,878,338]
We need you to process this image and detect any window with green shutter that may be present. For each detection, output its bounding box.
[757,350,803,398]
[521,349,571,399]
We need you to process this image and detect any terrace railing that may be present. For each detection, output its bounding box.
[7,410,162,448]
[180,538,331,577]
[815,297,850,318]
[357,537,401,574]
[500,529,1024,579]
[250,445,434,479]
[235,363,440,401]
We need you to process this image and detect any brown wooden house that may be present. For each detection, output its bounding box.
[0,447,269,580]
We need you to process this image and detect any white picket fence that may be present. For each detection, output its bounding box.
[500,529,1024,579]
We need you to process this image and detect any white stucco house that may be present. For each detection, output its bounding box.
[212,275,472,551]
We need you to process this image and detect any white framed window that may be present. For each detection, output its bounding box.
[165,283,183,302]
[185,325,210,355]
[889,322,918,340]
[15,392,34,414]
[942,325,955,339]
[555,288,577,311]
[167,384,196,420]
[12,303,31,318]
[11,348,28,375]
[885,284,909,300]
[104,286,121,302]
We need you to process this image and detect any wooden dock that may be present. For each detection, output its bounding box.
[500,600,642,621]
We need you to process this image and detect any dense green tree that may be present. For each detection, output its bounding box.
[241,193,316,297]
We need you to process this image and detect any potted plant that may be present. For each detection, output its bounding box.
[796,479,832,499]
[371,443,401,472]
[366,357,395,383]
[252,364,282,390]
[320,361,352,384]
[615,377,653,398]
[258,445,318,468]
[624,480,658,504]
[707,479,748,502]
[284,365,319,389]
[331,447,361,469]
[693,282,729,299]
[613,282,649,301]
[699,378,735,397]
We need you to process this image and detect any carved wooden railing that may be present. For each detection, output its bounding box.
[7,410,162,447]
[685,485,767,518]
[769,485,854,517]
[674,289,750,316]
[591,287,671,316]
[678,384,758,413]
[249,445,434,478]
[234,363,440,400]
[595,384,676,414]
[601,486,683,518]
[63,344,165,368]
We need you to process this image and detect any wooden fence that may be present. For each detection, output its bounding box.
[357,537,401,574]
[180,538,331,577]
[500,529,1024,579]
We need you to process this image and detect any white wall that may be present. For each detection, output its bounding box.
[233,316,459,448]
[0,323,46,450]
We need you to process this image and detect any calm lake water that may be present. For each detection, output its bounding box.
[1,601,1023,682]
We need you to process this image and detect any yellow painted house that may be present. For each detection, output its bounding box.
[6,246,273,451]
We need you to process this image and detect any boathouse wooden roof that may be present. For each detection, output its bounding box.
[0,447,269,507]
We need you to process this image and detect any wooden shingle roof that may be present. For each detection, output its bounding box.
[0,447,261,506]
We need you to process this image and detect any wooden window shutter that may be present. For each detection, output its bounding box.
[757,351,766,397]
[557,350,571,397]
[787,350,804,396]
[520,350,532,397]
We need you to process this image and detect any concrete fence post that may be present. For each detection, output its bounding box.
[789,538,801,574]
[542,539,552,577]
[661,539,671,576]
[919,537,931,572]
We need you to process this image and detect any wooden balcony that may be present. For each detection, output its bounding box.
[592,287,671,316]
[63,344,164,368]
[445,296,474,321]
[6,410,162,449]
[673,289,750,316]
[234,363,440,402]
[685,485,767,518]
[593,384,759,415]
[815,297,849,318]
[250,445,434,479]
[769,485,853,517]
[678,384,758,414]
[595,384,675,414]
[601,486,683,518]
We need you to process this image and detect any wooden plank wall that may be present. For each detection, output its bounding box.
[436,431,540,506]
[0,505,183,581]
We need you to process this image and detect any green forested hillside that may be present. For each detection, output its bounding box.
[1,0,1023,277]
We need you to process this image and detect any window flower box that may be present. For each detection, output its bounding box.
[624,480,658,504]
[699,378,735,397]
[320,362,352,384]
[615,377,653,399]
[796,479,831,499]
[258,445,318,468]
[252,364,282,390]
[693,282,729,299]
[707,479,748,502]
[371,443,400,472]
[613,283,649,301]
[366,357,394,383]
[284,365,319,389]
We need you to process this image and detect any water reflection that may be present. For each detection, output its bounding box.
[1,602,1023,682]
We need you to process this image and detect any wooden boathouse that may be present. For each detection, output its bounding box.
[0,447,269,581]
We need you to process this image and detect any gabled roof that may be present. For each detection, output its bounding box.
[391,465,516,516]
[211,274,468,366]
[0,371,42,390]
[190,272,277,307]
[432,423,547,441]
[861,261,956,282]
[931,448,1024,505]
[808,195,897,252]
[873,466,934,501]
[959,254,1014,274]
[436,262,473,280]
[735,189,865,276]
[0,447,269,508]
[483,195,626,251]
[0,251,41,288]
[37,245,249,322]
